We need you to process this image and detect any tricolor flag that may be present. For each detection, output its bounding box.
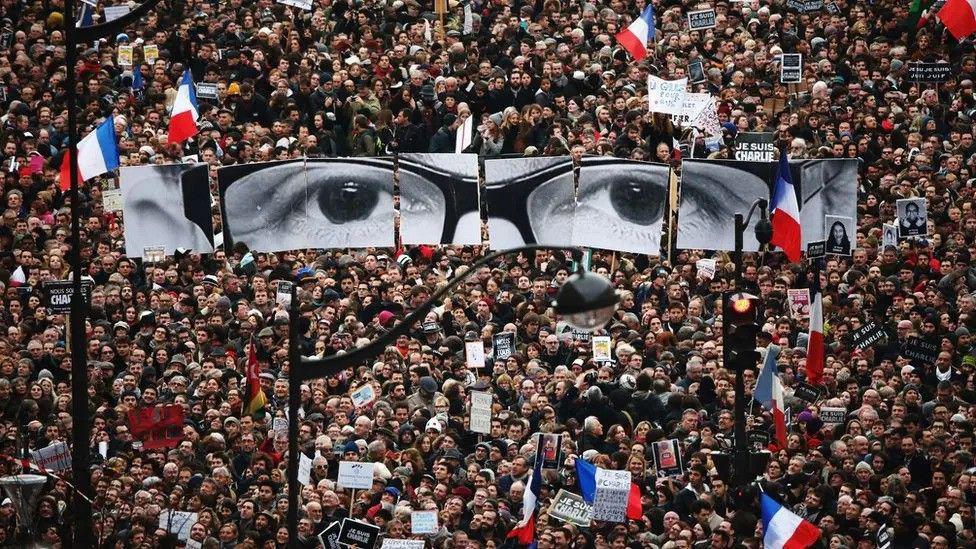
[575,458,643,520]
[507,453,543,544]
[76,2,94,27]
[59,116,120,191]
[615,5,655,61]
[770,150,802,262]
[805,270,824,385]
[8,266,26,288]
[243,337,268,417]
[755,344,787,449]
[761,493,821,549]
[939,0,976,39]
[168,70,199,144]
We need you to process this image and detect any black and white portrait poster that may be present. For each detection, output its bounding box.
[897,198,928,237]
[824,215,853,256]
[485,157,575,250]
[120,163,214,258]
[398,153,480,245]
[676,159,857,252]
[573,157,670,256]
[218,158,395,252]
[882,223,898,249]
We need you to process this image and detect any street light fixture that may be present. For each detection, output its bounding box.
[284,245,616,547]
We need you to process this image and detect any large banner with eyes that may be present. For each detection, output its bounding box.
[120,163,215,258]
[398,154,481,246]
[676,158,858,252]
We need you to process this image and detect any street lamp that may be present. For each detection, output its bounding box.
[285,245,617,547]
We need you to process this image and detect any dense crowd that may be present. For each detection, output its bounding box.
[1,0,976,546]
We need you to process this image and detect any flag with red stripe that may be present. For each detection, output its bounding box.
[755,344,788,448]
[508,453,543,544]
[939,0,976,39]
[770,151,802,262]
[806,269,824,385]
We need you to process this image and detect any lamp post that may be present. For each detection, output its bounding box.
[724,198,772,489]
[285,245,617,546]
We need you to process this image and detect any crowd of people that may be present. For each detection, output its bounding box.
[1,0,976,546]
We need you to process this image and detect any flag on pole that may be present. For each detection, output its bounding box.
[770,150,802,262]
[806,271,824,385]
[761,493,821,549]
[755,344,787,448]
[243,337,268,417]
[615,5,655,60]
[59,116,119,191]
[939,0,976,39]
[507,453,543,544]
[76,2,94,27]
[168,70,199,144]
[575,458,643,520]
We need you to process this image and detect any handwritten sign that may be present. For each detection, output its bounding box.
[465,340,486,368]
[381,540,426,549]
[299,453,313,485]
[647,76,689,115]
[411,510,439,534]
[469,390,492,434]
[548,489,592,527]
[103,5,131,21]
[338,461,374,490]
[158,511,198,541]
[591,468,631,523]
[351,385,376,408]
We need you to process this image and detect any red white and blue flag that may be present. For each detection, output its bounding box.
[770,151,802,262]
[168,70,199,144]
[806,272,824,385]
[755,344,787,448]
[575,457,643,520]
[615,5,655,60]
[761,493,821,549]
[59,116,119,191]
[507,454,543,545]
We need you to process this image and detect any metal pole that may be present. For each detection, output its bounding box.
[731,213,750,489]
[65,9,94,548]
[287,283,301,549]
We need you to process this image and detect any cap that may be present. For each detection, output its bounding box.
[425,418,442,432]
[258,327,274,338]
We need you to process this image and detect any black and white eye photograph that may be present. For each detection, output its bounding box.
[676,158,858,252]
[897,198,928,237]
[397,153,481,246]
[218,158,396,252]
[120,163,215,258]
[824,215,853,256]
[573,157,670,256]
[484,157,576,250]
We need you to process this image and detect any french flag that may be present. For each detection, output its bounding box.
[168,70,199,144]
[755,344,787,449]
[59,116,119,191]
[507,455,543,544]
[575,458,643,520]
[806,270,824,385]
[939,0,976,39]
[615,5,655,61]
[761,493,821,549]
[770,151,802,262]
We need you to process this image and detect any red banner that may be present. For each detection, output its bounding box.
[128,404,185,449]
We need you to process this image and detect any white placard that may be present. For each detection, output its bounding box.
[143,245,165,263]
[103,5,131,21]
[647,76,689,115]
[696,258,716,280]
[337,460,374,489]
[158,511,198,541]
[469,390,493,434]
[102,187,123,212]
[278,0,313,9]
[591,468,631,523]
[30,442,71,472]
[351,385,376,408]
[299,453,313,485]
[382,540,426,549]
[465,340,486,368]
[276,280,293,307]
[273,416,288,439]
[411,510,439,534]
[592,335,612,362]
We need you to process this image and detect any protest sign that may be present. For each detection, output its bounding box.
[786,288,811,319]
[144,245,166,263]
[671,92,713,127]
[688,60,706,84]
[276,281,293,307]
[807,240,826,258]
[159,511,198,541]
[882,224,898,249]
[820,407,847,425]
[351,385,376,408]
[469,390,493,434]
[902,337,939,365]
[411,510,439,534]
[781,54,803,83]
[591,469,631,523]
[696,258,716,280]
[104,5,130,21]
[30,442,71,472]
[493,332,515,360]
[338,461,374,489]
[465,340,486,368]
[318,522,342,549]
[548,489,593,527]
[196,82,218,100]
[339,519,380,549]
[647,76,689,115]
[793,382,823,403]
[129,404,185,449]
[852,321,886,350]
[687,9,716,29]
[747,430,770,450]
[592,336,612,362]
[102,186,123,212]
[278,0,313,8]
[117,45,133,66]
[907,62,952,83]
[734,132,776,162]
[651,438,684,477]
[143,44,159,63]
[534,432,564,469]
[299,453,313,485]
[43,279,93,314]
[381,540,426,549]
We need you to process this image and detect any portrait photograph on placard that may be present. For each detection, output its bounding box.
[824,215,854,255]
[398,153,481,245]
[897,198,928,237]
[651,438,684,477]
[534,432,565,469]
[485,156,575,250]
[120,163,214,258]
[882,223,898,248]
[688,60,706,83]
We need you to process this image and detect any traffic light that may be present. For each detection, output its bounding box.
[724,292,760,369]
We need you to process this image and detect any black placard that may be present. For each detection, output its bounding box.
[338,519,380,549]
[196,82,218,100]
[781,54,803,84]
[907,62,952,83]
[807,240,826,258]
[787,0,824,12]
[793,382,823,403]
[318,522,341,549]
[851,321,886,350]
[747,429,770,450]
[902,337,939,365]
[687,9,716,30]
[688,60,706,84]
[734,132,775,162]
[43,280,93,314]
[493,332,516,360]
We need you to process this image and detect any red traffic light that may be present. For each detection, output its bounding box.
[731,298,753,314]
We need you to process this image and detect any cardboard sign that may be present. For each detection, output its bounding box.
[651,438,684,478]
[43,279,93,314]
[907,62,952,83]
[647,76,689,115]
[734,132,776,162]
[807,240,826,258]
[592,336,612,362]
[144,44,159,63]
[534,432,564,470]
[337,461,374,490]
[786,288,811,319]
[687,9,716,29]
[469,390,492,434]
[338,519,380,549]
[793,382,823,403]
[548,489,593,527]
[591,468,631,523]
[158,511,198,541]
[819,407,847,425]
[196,82,218,100]
[351,385,376,408]
[411,510,439,534]
[276,281,293,308]
[852,321,886,350]
[493,332,516,360]
[696,258,716,280]
[318,522,342,549]
[781,54,803,84]
[381,540,426,549]
[143,245,166,263]
[30,442,71,472]
[688,60,706,84]
[465,340,486,368]
[902,336,939,365]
